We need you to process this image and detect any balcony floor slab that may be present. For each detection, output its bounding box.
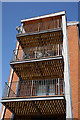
[1,96,66,116]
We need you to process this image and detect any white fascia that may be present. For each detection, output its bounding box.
[1,96,64,103]
[10,56,63,65]
[21,11,65,23]
[67,21,79,26]
[62,15,73,118]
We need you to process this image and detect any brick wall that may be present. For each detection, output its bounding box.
[78,27,80,120]
[67,25,79,119]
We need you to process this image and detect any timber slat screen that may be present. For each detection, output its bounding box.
[2,99,66,116]
[10,59,64,80]
[23,15,62,34]
[2,79,64,98]
[17,30,63,48]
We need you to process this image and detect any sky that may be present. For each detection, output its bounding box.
[0,1,79,116]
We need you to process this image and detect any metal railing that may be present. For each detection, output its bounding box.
[11,44,63,62]
[2,79,64,98]
[17,19,62,34]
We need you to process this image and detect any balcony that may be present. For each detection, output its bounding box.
[2,78,64,99]
[16,15,62,35]
[10,43,63,81]
[17,29,63,49]
[11,44,63,63]
[10,58,64,82]
[2,79,66,117]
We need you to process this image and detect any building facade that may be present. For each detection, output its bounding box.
[0,11,80,120]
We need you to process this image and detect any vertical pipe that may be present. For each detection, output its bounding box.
[56,44,57,56]
[56,79,57,95]
[27,82,28,96]
[15,78,20,97]
[57,19,59,28]
[31,80,33,96]
[63,79,65,95]
[54,79,55,95]
[38,23,39,32]
[58,78,60,95]
[41,81,43,93]
[52,80,54,92]
[35,47,37,59]
[29,81,30,96]
[36,80,37,96]
[58,44,59,56]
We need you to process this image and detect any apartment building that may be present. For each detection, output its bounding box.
[0,11,80,120]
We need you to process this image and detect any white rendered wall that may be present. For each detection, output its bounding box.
[62,15,73,119]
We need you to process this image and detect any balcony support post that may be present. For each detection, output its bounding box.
[35,47,37,59]
[58,78,60,95]
[31,80,33,96]
[58,44,59,56]
[15,78,20,97]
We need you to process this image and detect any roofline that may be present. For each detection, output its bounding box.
[21,11,66,23]
[67,21,79,26]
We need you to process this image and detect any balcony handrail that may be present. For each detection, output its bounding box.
[2,79,64,99]
[5,82,16,95]
[17,18,62,34]
[10,44,63,62]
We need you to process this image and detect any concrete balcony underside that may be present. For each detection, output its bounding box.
[1,96,66,117]
[10,57,64,80]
